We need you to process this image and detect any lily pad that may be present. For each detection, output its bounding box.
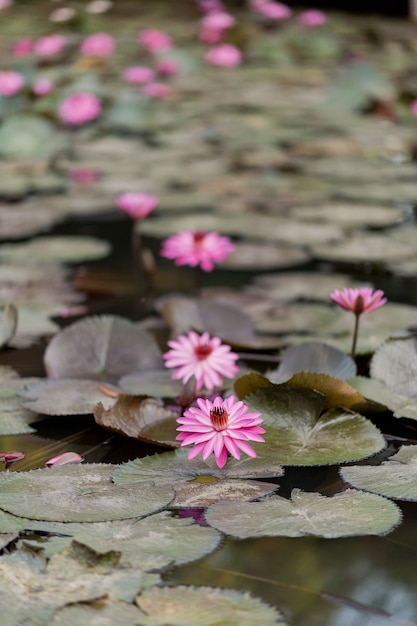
[49,600,146,626]
[268,342,356,382]
[289,203,404,229]
[0,236,111,264]
[312,233,416,264]
[254,302,339,334]
[235,385,385,466]
[340,445,417,501]
[0,376,42,435]
[370,336,417,397]
[348,376,417,420]
[0,114,62,160]
[44,315,163,382]
[0,303,18,348]
[0,464,174,522]
[20,379,122,416]
[135,585,288,626]
[119,370,183,398]
[205,488,401,538]
[219,241,310,270]
[94,394,179,446]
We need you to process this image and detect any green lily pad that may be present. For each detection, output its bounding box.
[268,342,356,382]
[0,464,174,522]
[289,203,404,229]
[219,241,310,270]
[44,315,163,383]
[135,585,288,626]
[0,114,61,160]
[205,488,401,538]
[0,376,42,435]
[348,376,417,420]
[340,445,417,501]
[49,600,147,626]
[119,370,183,398]
[312,234,416,264]
[0,236,111,264]
[235,385,385,466]
[370,336,417,397]
[254,302,339,334]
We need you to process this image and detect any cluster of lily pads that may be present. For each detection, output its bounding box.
[1,1,417,624]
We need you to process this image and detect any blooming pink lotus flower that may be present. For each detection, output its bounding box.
[204,43,242,67]
[142,81,171,99]
[34,34,67,57]
[69,168,100,184]
[298,9,327,26]
[199,11,236,43]
[32,78,54,96]
[330,288,386,316]
[58,92,102,126]
[0,70,25,96]
[330,287,386,359]
[251,0,292,20]
[12,38,33,57]
[116,192,158,220]
[161,230,235,272]
[163,331,239,391]
[156,58,180,77]
[198,0,225,13]
[80,32,115,57]
[122,65,155,84]
[177,395,265,468]
[137,29,172,53]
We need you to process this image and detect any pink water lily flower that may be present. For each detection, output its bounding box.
[161,230,235,272]
[116,192,158,220]
[411,100,417,117]
[251,0,292,20]
[45,452,84,468]
[0,70,25,96]
[330,287,386,359]
[204,43,242,67]
[34,34,67,57]
[58,92,102,125]
[137,29,172,53]
[156,58,180,77]
[199,11,235,43]
[33,78,54,96]
[12,38,33,57]
[142,81,171,99]
[122,65,155,84]
[80,32,115,57]
[177,395,265,468]
[69,168,100,184]
[298,9,327,26]
[163,331,239,392]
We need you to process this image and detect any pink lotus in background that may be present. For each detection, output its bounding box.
[0,70,25,96]
[137,29,172,53]
[199,11,235,43]
[80,32,115,57]
[12,38,33,57]
[116,192,158,220]
[177,395,264,468]
[142,81,171,99]
[298,9,327,26]
[204,44,242,67]
[161,230,235,271]
[58,92,102,125]
[156,58,180,77]
[163,331,239,391]
[330,287,386,359]
[45,452,84,468]
[0,0,13,9]
[69,168,100,184]
[197,0,225,13]
[122,65,155,84]
[32,78,54,96]
[411,100,417,117]
[251,0,292,20]
[34,34,67,57]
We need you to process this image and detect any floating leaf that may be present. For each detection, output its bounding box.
[0,236,111,264]
[220,241,310,270]
[340,445,417,501]
[135,585,288,626]
[49,600,146,626]
[0,377,42,435]
[370,336,417,398]
[94,394,179,446]
[0,303,18,348]
[289,203,404,229]
[20,379,122,416]
[254,302,339,334]
[236,385,385,465]
[0,114,61,160]
[44,315,163,382]
[312,234,415,264]
[282,372,366,410]
[119,370,183,398]
[0,464,174,522]
[170,478,277,508]
[268,342,356,383]
[348,376,417,420]
[205,488,401,538]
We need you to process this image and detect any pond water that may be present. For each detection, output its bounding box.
[0,2,417,625]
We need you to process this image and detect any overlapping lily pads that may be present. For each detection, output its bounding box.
[0,236,111,264]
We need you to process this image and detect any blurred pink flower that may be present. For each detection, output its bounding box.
[32,78,54,96]
[122,65,155,84]
[0,0,13,9]
[198,0,224,13]
[12,38,33,57]
[58,92,102,125]
[116,192,158,219]
[34,34,67,57]
[161,230,235,271]
[142,81,171,99]
[0,70,25,96]
[69,168,100,184]
[411,100,417,117]
[298,9,327,26]
[330,287,386,316]
[80,32,115,57]
[199,11,235,43]
[137,29,172,53]
[251,0,292,20]
[0,451,25,469]
[156,58,180,77]
[163,331,239,391]
[204,43,242,67]
[177,395,264,468]
[45,452,84,467]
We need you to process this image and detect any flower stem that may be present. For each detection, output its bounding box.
[351,313,360,360]
[130,223,154,318]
